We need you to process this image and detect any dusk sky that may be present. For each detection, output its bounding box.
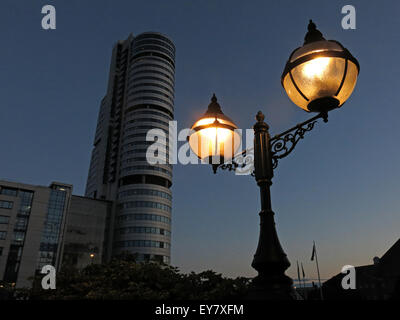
[1,0,399,283]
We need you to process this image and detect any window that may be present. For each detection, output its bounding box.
[118,226,170,236]
[128,96,174,109]
[13,232,25,244]
[117,213,171,224]
[119,200,171,212]
[14,217,28,230]
[118,188,172,201]
[0,188,18,197]
[0,215,10,224]
[0,200,13,209]
[0,231,7,240]
[126,117,170,127]
[0,247,3,256]
[115,240,170,249]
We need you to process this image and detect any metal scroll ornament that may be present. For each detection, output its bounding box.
[270,120,318,169]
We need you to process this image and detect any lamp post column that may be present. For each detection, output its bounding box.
[249,111,296,300]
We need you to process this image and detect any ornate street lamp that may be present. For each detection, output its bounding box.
[188,21,359,299]
[282,20,359,112]
[189,94,241,166]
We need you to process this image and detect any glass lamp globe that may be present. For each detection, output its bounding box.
[282,20,360,112]
[188,94,241,164]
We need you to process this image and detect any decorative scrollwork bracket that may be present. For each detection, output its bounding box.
[211,111,328,174]
[212,149,255,176]
[270,112,328,169]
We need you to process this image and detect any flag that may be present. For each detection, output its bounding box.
[301,262,306,278]
[311,242,316,261]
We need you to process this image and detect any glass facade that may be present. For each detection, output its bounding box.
[36,188,67,270]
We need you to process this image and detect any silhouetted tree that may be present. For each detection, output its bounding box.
[19,254,250,300]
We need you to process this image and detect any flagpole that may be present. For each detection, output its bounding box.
[296,260,302,291]
[313,241,324,300]
[297,260,306,300]
[301,262,307,300]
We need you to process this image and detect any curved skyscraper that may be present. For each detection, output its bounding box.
[85,32,174,264]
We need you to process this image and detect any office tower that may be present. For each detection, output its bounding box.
[85,32,175,264]
[0,179,109,288]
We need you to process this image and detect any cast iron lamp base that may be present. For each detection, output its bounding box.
[247,273,298,300]
[307,97,339,113]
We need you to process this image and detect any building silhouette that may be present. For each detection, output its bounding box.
[323,238,400,300]
[85,32,175,264]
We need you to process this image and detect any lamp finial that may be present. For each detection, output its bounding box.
[256,111,265,123]
[304,19,325,44]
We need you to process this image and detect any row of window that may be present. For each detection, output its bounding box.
[118,201,171,213]
[129,75,174,91]
[133,38,175,54]
[125,108,173,120]
[123,149,169,159]
[131,51,175,69]
[122,146,171,156]
[129,82,174,97]
[123,135,170,148]
[123,137,169,147]
[115,240,170,249]
[130,68,173,81]
[134,253,170,264]
[131,62,174,79]
[0,200,13,209]
[128,95,174,110]
[129,89,173,104]
[121,166,172,177]
[0,187,18,196]
[118,226,171,236]
[132,45,175,61]
[124,125,169,134]
[130,60,174,83]
[118,213,171,224]
[126,117,170,127]
[134,34,175,51]
[118,188,172,201]
[123,139,169,147]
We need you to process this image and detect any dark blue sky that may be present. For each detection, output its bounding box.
[1,0,399,282]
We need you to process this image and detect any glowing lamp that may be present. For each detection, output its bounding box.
[189,94,241,164]
[282,20,360,112]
